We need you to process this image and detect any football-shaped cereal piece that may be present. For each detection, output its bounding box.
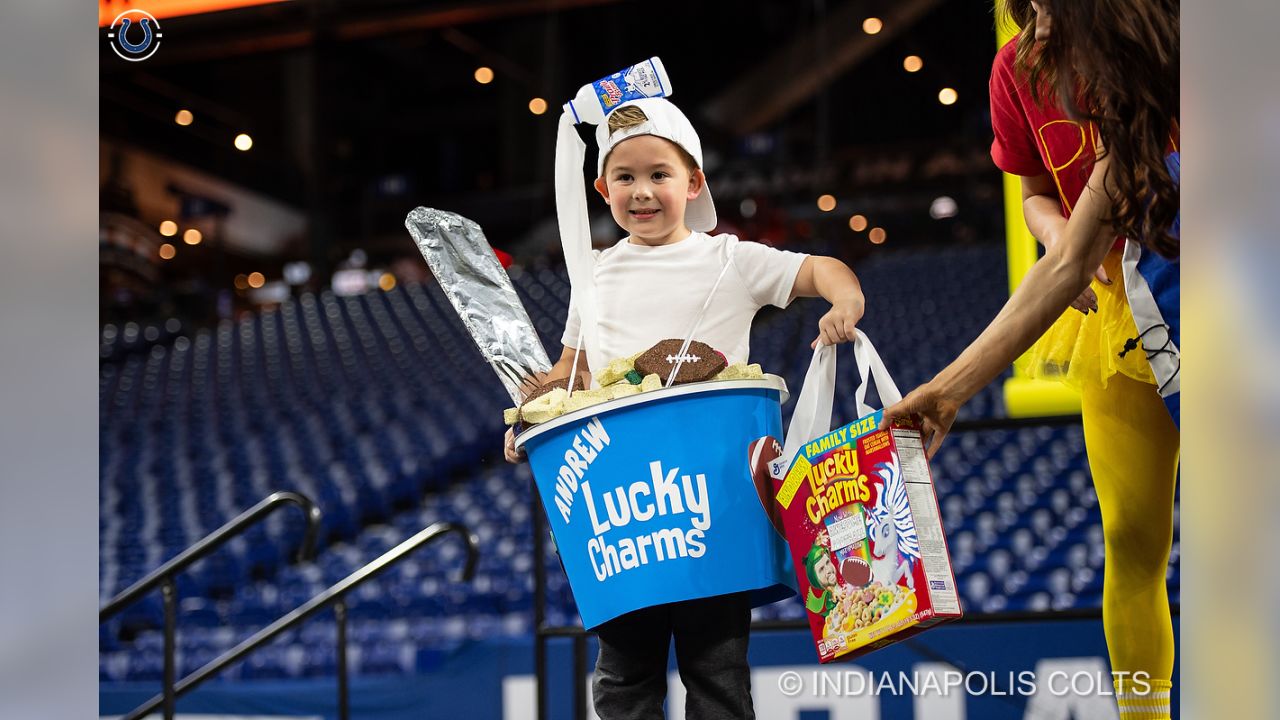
[633,339,727,385]
[747,435,786,537]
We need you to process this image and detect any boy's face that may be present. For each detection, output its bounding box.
[594,135,706,246]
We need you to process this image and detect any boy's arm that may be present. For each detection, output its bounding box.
[790,256,866,348]
[538,345,593,387]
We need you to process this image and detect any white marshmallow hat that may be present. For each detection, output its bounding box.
[594,97,718,232]
[554,95,720,375]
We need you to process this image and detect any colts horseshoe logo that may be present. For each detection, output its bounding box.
[107,10,163,62]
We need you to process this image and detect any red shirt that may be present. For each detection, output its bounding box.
[989,39,1102,217]
[990,38,1177,258]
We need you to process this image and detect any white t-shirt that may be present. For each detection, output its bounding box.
[561,232,809,368]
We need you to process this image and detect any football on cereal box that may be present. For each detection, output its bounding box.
[747,435,786,536]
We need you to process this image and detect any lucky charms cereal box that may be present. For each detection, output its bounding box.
[774,408,962,662]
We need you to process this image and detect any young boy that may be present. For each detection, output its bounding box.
[506,96,865,719]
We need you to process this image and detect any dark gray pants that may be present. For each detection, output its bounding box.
[591,592,754,720]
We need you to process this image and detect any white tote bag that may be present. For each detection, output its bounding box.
[778,330,904,472]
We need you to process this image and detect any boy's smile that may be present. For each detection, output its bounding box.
[594,134,706,247]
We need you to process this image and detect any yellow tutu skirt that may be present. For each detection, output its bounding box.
[1015,250,1156,391]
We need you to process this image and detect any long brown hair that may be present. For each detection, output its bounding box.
[1001,0,1055,105]
[1000,0,1180,258]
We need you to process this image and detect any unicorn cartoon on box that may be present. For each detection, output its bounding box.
[868,452,921,589]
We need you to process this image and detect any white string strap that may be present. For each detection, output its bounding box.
[665,248,736,388]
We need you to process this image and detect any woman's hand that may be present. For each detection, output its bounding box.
[1068,268,1107,315]
[881,381,962,459]
[1058,258,1112,315]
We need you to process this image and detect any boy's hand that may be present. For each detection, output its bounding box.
[503,427,526,464]
[517,371,549,400]
[505,373,538,464]
[811,293,865,348]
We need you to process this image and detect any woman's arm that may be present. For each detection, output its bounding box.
[1022,173,1109,314]
[882,156,1119,456]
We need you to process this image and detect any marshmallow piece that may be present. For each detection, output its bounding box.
[595,351,642,386]
[563,393,601,415]
[609,383,642,399]
[714,362,764,381]
[563,383,638,414]
[520,387,569,424]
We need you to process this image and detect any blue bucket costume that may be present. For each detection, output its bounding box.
[518,382,796,629]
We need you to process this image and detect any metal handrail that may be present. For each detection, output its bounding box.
[100,491,323,622]
[100,491,322,720]
[120,521,479,720]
